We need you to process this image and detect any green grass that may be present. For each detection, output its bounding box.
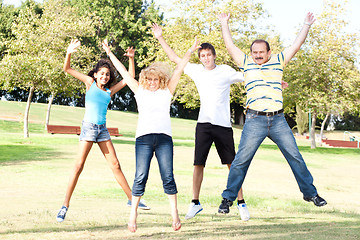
[0,101,360,239]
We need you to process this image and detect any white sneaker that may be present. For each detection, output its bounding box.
[185,202,203,220]
[237,203,250,221]
[56,206,68,223]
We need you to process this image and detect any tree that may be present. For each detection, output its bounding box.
[66,0,163,111]
[0,0,98,137]
[283,0,360,148]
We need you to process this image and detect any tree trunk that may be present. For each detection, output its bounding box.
[319,112,330,146]
[310,111,317,149]
[295,103,308,135]
[45,93,55,131]
[24,86,35,138]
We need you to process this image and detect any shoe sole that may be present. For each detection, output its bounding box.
[314,202,327,207]
[304,198,327,207]
[138,206,151,210]
[185,208,203,220]
[218,209,229,214]
[127,204,151,210]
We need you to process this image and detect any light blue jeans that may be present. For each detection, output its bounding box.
[222,112,318,201]
[132,133,177,196]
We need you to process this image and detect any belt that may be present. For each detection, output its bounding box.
[246,108,284,116]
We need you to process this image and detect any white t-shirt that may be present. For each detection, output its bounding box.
[184,63,244,128]
[134,87,172,138]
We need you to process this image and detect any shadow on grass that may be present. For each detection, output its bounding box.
[260,144,360,155]
[0,145,57,165]
[1,211,359,240]
[111,138,194,147]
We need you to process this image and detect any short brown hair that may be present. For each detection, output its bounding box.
[198,43,216,58]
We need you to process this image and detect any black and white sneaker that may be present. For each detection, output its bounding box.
[304,194,327,207]
[56,206,68,222]
[218,198,233,214]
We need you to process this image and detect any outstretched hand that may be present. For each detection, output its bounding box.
[190,36,201,53]
[281,80,289,89]
[124,47,135,58]
[67,39,81,54]
[218,13,230,24]
[304,12,316,26]
[151,23,163,39]
[102,39,111,55]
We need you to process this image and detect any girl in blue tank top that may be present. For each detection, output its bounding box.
[56,39,150,223]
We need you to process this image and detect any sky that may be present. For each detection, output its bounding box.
[3,0,360,46]
[153,0,360,46]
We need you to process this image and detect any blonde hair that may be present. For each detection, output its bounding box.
[139,62,172,90]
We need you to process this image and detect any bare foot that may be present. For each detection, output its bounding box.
[128,210,137,232]
[128,222,137,233]
[172,221,181,231]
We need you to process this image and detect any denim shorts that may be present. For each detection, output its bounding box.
[79,121,111,142]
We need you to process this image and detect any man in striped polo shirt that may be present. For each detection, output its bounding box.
[217,12,327,214]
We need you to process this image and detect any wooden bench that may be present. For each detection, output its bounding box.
[47,125,122,137]
[47,125,81,135]
[107,127,122,137]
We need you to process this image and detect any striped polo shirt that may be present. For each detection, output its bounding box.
[240,52,285,112]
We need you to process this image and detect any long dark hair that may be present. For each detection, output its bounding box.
[88,59,116,89]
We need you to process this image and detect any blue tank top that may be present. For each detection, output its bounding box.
[83,82,111,125]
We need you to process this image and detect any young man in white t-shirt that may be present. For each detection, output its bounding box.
[152,23,250,221]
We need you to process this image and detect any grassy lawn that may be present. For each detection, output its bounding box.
[0,101,359,239]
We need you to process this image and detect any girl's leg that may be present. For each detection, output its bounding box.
[154,135,180,230]
[63,140,93,207]
[127,135,153,232]
[168,194,181,231]
[98,140,132,200]
[128,195,141,233]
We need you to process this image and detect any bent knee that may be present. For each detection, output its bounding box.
[108,159,121,171]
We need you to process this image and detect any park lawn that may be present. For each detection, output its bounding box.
[0,101,360,239]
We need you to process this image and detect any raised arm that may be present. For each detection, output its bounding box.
[102,40,139,93]
[152,23,182,64]
[168,37,201,95]
[109,47,136,96]
[218,13,245,66]
[284,12,315,65]
[125,47,136,78]
[63,39,93,88]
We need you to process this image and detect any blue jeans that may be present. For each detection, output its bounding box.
[222,112,318,201]
[132,134,177,196]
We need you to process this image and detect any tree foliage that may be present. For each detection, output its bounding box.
[0,0,98,137]
[283,0,360,147]
[64,0,163,111]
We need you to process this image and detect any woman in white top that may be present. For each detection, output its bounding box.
[102,37,199,232]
